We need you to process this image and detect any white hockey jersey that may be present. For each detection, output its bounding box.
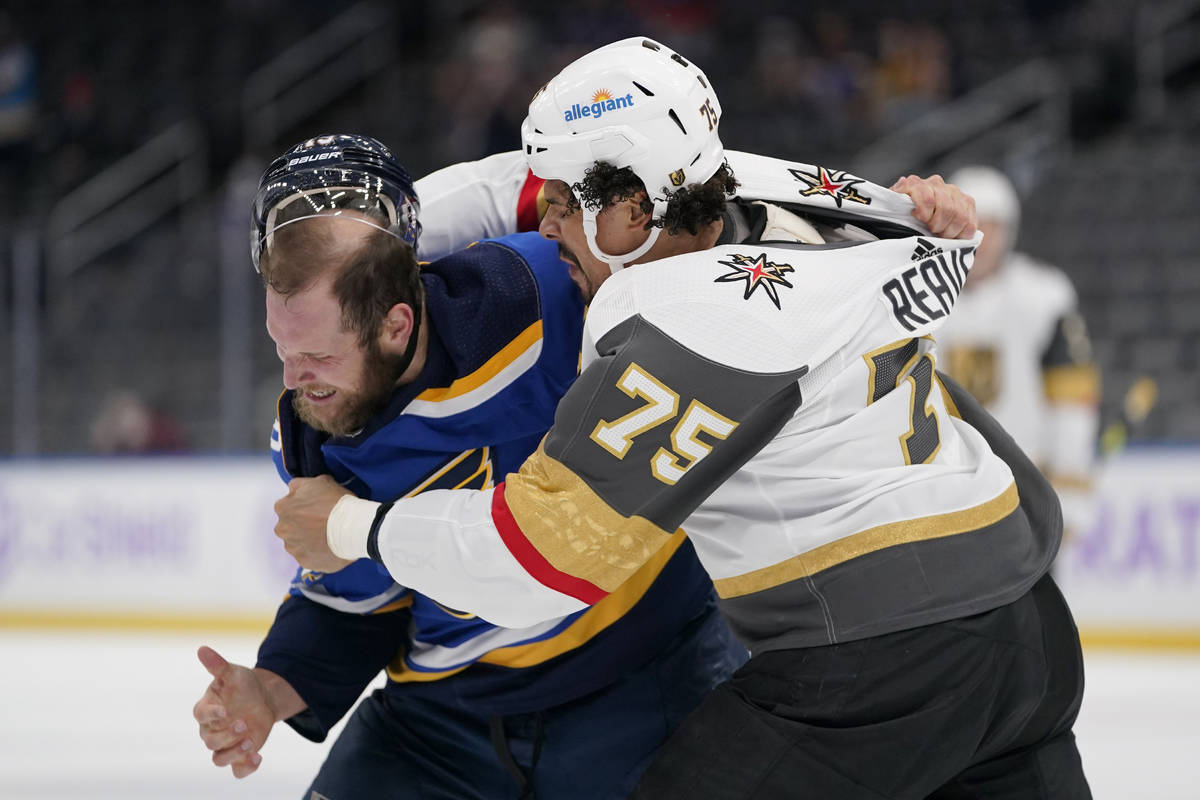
[415,151,545,260]
[352,153,1062,652]
[934,252,1099,533]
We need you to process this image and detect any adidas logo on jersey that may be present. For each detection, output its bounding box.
[910,238,945,261]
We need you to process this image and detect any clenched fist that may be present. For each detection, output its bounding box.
[274,475,356,573]
[892,173,978,240]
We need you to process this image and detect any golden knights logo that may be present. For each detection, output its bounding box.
[943,345,1000,407]
[788,166,871,207]
[714,253,795,309]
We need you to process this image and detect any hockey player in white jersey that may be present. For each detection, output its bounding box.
[934,164,1101,539]
[274,38,1091,799]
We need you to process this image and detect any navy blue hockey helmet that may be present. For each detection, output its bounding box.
[251,133,421,271]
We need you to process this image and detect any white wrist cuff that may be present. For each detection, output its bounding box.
[327,496,380,561]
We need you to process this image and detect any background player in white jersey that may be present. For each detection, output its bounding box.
[934,165,1101,540]
[274,38,1090,799]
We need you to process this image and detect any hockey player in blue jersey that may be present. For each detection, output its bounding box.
[192,133,747,799]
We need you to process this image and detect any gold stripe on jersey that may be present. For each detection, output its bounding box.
[713,481,1019,598]
[936,373,962,419]
[402,448,494,498]
[1043,363,1100,404]
[413,320,543,403]
[478,530,687,668]
[504,443,677,592]
[1049,473,1094,492]
[383,533,688,681]
[385,657,470,683]
[372,595,415,614]
[432,601,477,619]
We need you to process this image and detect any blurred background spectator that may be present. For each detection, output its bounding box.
[89,389,189,454]
[871,20,952,129]
[0,11,37,218]
[0,0,1195,456]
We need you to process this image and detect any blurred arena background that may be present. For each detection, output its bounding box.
[0,0,1198,796]
[1,0,1197,454]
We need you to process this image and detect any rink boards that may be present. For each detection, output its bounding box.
[0,449,1197,647]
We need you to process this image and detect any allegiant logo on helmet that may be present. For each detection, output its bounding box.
[563,89,636,122]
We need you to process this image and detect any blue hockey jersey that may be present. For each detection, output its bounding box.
[256,232,715,741]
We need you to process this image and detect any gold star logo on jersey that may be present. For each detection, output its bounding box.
[789,166,871,207]
[714,252,795,309]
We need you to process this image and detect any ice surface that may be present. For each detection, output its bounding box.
[1,630,1195,798]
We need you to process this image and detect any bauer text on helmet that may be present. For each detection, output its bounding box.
[251,134,421,272]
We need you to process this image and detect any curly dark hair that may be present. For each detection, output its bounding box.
[567,160,739,235]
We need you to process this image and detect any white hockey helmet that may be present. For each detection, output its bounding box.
[520,37,725,272]
[948,165,1021,230]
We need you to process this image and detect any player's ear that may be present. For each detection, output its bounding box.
[624,191,654,232]
[379,302,415,354]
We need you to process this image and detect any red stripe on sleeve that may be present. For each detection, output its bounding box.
[491,482,609,605]
[515,171,546,233]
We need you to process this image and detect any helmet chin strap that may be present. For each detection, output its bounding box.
[579,195,670,274]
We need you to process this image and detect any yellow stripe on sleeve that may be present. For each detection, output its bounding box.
[414,321,543,404]
[1043,364,1100,405]
[385,658,470,683]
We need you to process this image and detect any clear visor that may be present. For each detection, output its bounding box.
[251,181,412,272]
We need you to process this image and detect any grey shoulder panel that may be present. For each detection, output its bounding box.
[544,315,807,532]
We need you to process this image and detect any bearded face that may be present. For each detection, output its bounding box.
[291,336,409,437]
[266,274,414,438]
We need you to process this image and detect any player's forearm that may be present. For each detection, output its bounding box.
[255,592,410,738]
[328,489,589,629]
[251,667,307,722]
